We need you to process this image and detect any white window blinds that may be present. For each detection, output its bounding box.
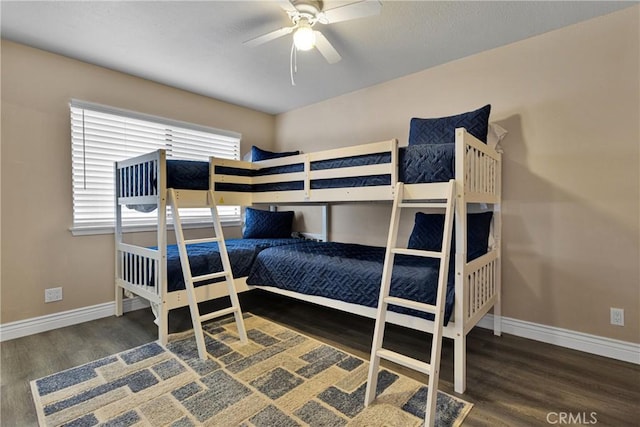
[70,100,241,232]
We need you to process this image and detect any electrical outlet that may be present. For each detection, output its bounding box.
[610,308,624,326]
[45,287,63,303]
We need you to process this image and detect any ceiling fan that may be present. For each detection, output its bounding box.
[244,0,382,83]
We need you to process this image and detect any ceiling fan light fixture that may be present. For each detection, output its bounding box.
[293,21,316,51]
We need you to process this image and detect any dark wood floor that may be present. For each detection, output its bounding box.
[2,290,639,426]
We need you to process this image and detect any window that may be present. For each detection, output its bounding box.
[70,100,241,233]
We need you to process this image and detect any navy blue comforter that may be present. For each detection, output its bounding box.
[247,241,455,324]
[163,238,303,292]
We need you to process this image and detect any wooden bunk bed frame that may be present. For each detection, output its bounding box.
[114,127,501,393]
[114,150,252,345]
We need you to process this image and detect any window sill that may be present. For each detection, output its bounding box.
[70,220,242,236]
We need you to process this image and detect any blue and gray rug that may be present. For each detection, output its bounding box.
[31,314,472,426]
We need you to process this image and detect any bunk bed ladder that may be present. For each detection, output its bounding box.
[364,180,456,427]
[168,188,248,360]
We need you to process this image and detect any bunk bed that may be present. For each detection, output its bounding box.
[114,151,305,344]
[114,106,502,394]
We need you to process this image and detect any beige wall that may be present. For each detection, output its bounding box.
[275,7,640,343]
[2,7,639,345]
[1,40,276,323]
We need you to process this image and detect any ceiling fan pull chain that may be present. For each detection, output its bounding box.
[290,40,297,86]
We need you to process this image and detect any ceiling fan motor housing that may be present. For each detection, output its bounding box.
[291,0,323,23]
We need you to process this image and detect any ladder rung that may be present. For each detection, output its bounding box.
[192,271,228,283]
[392,248,443,258]
[199,306,238,323]
[376,348,432,375]
[384,296,437,314]
[185,237,221,245]
[398,202,449,209]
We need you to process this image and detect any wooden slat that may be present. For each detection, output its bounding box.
[253,153,306,168]
[391,248,442,259]
[169,189,210,207]
[398,202,448,209]
[184,237,221,245]
[252,172,306,185]
[199,306,238,323]
[376,348,432,375]
[214,174,252,184]
[252,190,307,204]
[384,296,437,314]
[308,139,395,162]
[117,243,160,260]
[402,182,452,200]
[192,271,227,283]
[307,186,394,202]
[310,163,391,180]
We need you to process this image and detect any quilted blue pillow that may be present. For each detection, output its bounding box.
[407,211,493,261]
[243,207,294,239]
[408,104,491,145]
[251,146,300,162]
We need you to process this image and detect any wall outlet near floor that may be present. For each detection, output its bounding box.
[610,307,624,326]
[45,287,63,303]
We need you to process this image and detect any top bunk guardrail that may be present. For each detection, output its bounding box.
[115,149,165,206]
[211,139,399,205]
[114,128,501,208]
[455,128,501,204]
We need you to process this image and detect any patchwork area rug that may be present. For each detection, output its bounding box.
[31,314,472,426]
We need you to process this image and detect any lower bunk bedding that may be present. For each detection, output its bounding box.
[162,238,303,291]
[246,241,457,324]
[245,211,494,326]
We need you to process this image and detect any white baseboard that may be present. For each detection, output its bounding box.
[477,314,640,365]
[0,297,150,342]
[1,301,638,366]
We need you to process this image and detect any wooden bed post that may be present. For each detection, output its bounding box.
[454,128,468,394]
[157,150,169,345]
[454,335,467,393]
[493,151,503,337]
[321,204,329,242]
[114,162,124,317]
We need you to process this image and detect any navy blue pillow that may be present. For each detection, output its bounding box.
[407,211,493,261]
[408,104,491,145]
[243,207,294,239]
[251,146,300,162]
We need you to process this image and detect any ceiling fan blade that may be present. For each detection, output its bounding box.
[320,0,382,24]
[314,31,342,64]
[276,0,297,13]
[244,26,295,48]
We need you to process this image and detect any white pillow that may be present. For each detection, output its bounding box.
[487,123,508,153]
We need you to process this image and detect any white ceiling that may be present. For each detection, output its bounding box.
[1,1,633,115]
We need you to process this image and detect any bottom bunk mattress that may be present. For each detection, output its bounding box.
[163,238,304,292]
[246,241,456,324]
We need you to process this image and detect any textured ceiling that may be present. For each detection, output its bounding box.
[1,1,633,114]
